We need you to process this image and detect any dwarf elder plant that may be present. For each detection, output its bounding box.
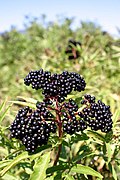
[2,68,114,179]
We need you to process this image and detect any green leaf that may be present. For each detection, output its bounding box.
[62,140,69,147]
[0,152,29,177]
[0,147,8,157]
[112,109,120,128]
[1,172,19,180]
[0,103,12,123]
[59,145,68,162]
[30,144,52,161]
[111,165,117,180]
[25,167,33,175]
[104,131,113,143]
[0,100,6,113]
[64,174,75,180]
[54,171,62,180]
[103,143,106,155]
[111,45,120,52]
[46,165,69,174]
[0,160,11,169]
[9,100,36,109]
[106,143,112,163]
[70,164,103,179]
[75,132,89,141]
[73,152,95,163]
[45,176,54,180]
[17,96,37,104]
[30,151,51,180]
[87,130,104,144]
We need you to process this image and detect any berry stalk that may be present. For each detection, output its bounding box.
[53,99,63,166]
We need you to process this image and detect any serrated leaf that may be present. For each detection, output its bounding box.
[71,164,103,179]
[0,152,29,177]
[30,151,51,180]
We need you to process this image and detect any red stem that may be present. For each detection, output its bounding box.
[47,106,60,112]
[53,99,63,166]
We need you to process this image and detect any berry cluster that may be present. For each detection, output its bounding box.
[62,99,87,134]
[10,69,113,153]
[10,103,57,153]
[24,69,86,102]
[65,39,81,60]
[80,94,113,132]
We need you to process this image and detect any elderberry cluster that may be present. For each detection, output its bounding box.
[24,69,86,103]
[10,103,56,153]
[62,99,87,134]
[80,94,113,132]
[10,69,113,153]
[65,39,81,60]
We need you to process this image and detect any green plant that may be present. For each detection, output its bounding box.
[0,16,120,180]
[1,68,119,180]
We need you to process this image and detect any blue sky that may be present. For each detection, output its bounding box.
[0,0,120,36]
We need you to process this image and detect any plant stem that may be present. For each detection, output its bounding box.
[53,99,63,166]
[53,143,62,166]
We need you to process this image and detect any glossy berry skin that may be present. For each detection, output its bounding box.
[24,69,86,103]
[62,98,87,134]
[80,94,113,132]
[10,104,57,153]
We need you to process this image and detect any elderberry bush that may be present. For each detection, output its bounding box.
[10,69,113,153]
[65,39,81,60]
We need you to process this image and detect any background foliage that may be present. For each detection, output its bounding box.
[0,16,120,179]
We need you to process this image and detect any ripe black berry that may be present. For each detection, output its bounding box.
[80,94,113,132]
[24,69,86,103]
[10,69,113,154]
[9,103,57,153]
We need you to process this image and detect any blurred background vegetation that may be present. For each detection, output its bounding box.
[0,16,120,103]
[0,16,120,179]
